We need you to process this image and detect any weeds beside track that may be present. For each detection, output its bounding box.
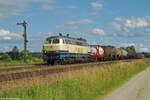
[0,59,136,82]
[0,59,150,100]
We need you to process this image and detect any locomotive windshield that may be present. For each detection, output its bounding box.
[52,39,59,44]
[44,38,60,44]
[44,39,51,44]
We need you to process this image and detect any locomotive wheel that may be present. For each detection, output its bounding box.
[51,60,54,65]
[47,60,51,65]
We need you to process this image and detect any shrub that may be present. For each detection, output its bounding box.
[1,53,12,61]
[19,50,32,62]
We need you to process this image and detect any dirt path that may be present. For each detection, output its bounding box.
[101,67,150,100]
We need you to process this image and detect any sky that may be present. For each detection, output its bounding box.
[0,0,150,52]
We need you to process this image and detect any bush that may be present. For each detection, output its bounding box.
[1,53,12,61]
[19,50,32,62]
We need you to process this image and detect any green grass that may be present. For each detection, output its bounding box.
[0,58,43,67]
[0,60,26,65]
[0,59,150,100]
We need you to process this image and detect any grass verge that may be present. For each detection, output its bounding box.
[0,59,43,68]
[0,59,150,100]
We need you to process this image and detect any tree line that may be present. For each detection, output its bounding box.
[0,46,42,61]
[107,45,136,53]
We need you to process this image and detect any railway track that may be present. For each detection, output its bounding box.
[0,59,137,82]
[0,63,48,73]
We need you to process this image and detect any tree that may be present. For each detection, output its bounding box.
[19,50,32,61]
[1,53,12,61]
[31,52,42,58]
[126,46,136,53]
[107,45,115,48]
[77,38,87,42]
[9,46,20,60]
[120,45,136,53]
[120,47,126,50]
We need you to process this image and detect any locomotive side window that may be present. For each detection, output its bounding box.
[62,38,88,46]
[65,39,72,44]
[63,39,65,44]
[72,40,76,45]
[52,39,60,44]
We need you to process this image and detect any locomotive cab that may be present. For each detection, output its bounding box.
[43,37,65,64]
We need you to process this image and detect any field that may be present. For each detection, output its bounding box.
[0,59,150,100]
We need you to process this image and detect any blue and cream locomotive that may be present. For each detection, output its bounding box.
[43,34,91,65]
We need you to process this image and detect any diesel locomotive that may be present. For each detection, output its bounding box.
[43,34,91,65]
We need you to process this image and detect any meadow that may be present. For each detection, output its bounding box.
[0,58,43,68]
[0,59,150,100]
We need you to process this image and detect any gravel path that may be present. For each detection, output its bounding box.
[102,67,150,100]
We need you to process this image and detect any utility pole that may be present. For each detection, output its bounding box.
[17,21,28,63]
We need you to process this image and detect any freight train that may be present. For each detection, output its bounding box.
[43,34,144,65]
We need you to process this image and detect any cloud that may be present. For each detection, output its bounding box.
[68,5,77,9]
[125,17,149,29]
[114,17,124,22]
[92,28,105,35]
[111,22,130,33]
[120,43,136,47]
[0,29,22,40]
[0,0,56,18]
[114,16,149,29]
[146,15,150,21]
[57,25,79,30]
[26,0,56,2]
[111,16,150,37]
[41,5,56,10]
[47,32,53,35]
[145,28,150,32]
[91,1,103,10]
[111,22,122,31]
[89,12,98,15]
[57,19,94,30]
[139,47,149,52]
[68,19,93,25]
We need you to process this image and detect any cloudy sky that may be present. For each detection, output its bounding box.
[0,0,150,52]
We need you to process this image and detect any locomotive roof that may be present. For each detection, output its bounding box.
[47,35,87,42]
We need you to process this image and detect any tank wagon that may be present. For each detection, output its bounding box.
[43,34,91,65]
[103,46,113,60]
[120,50,128,59]
[90,45,104,61]
[136,54,145,59]
[111,48,122,60]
